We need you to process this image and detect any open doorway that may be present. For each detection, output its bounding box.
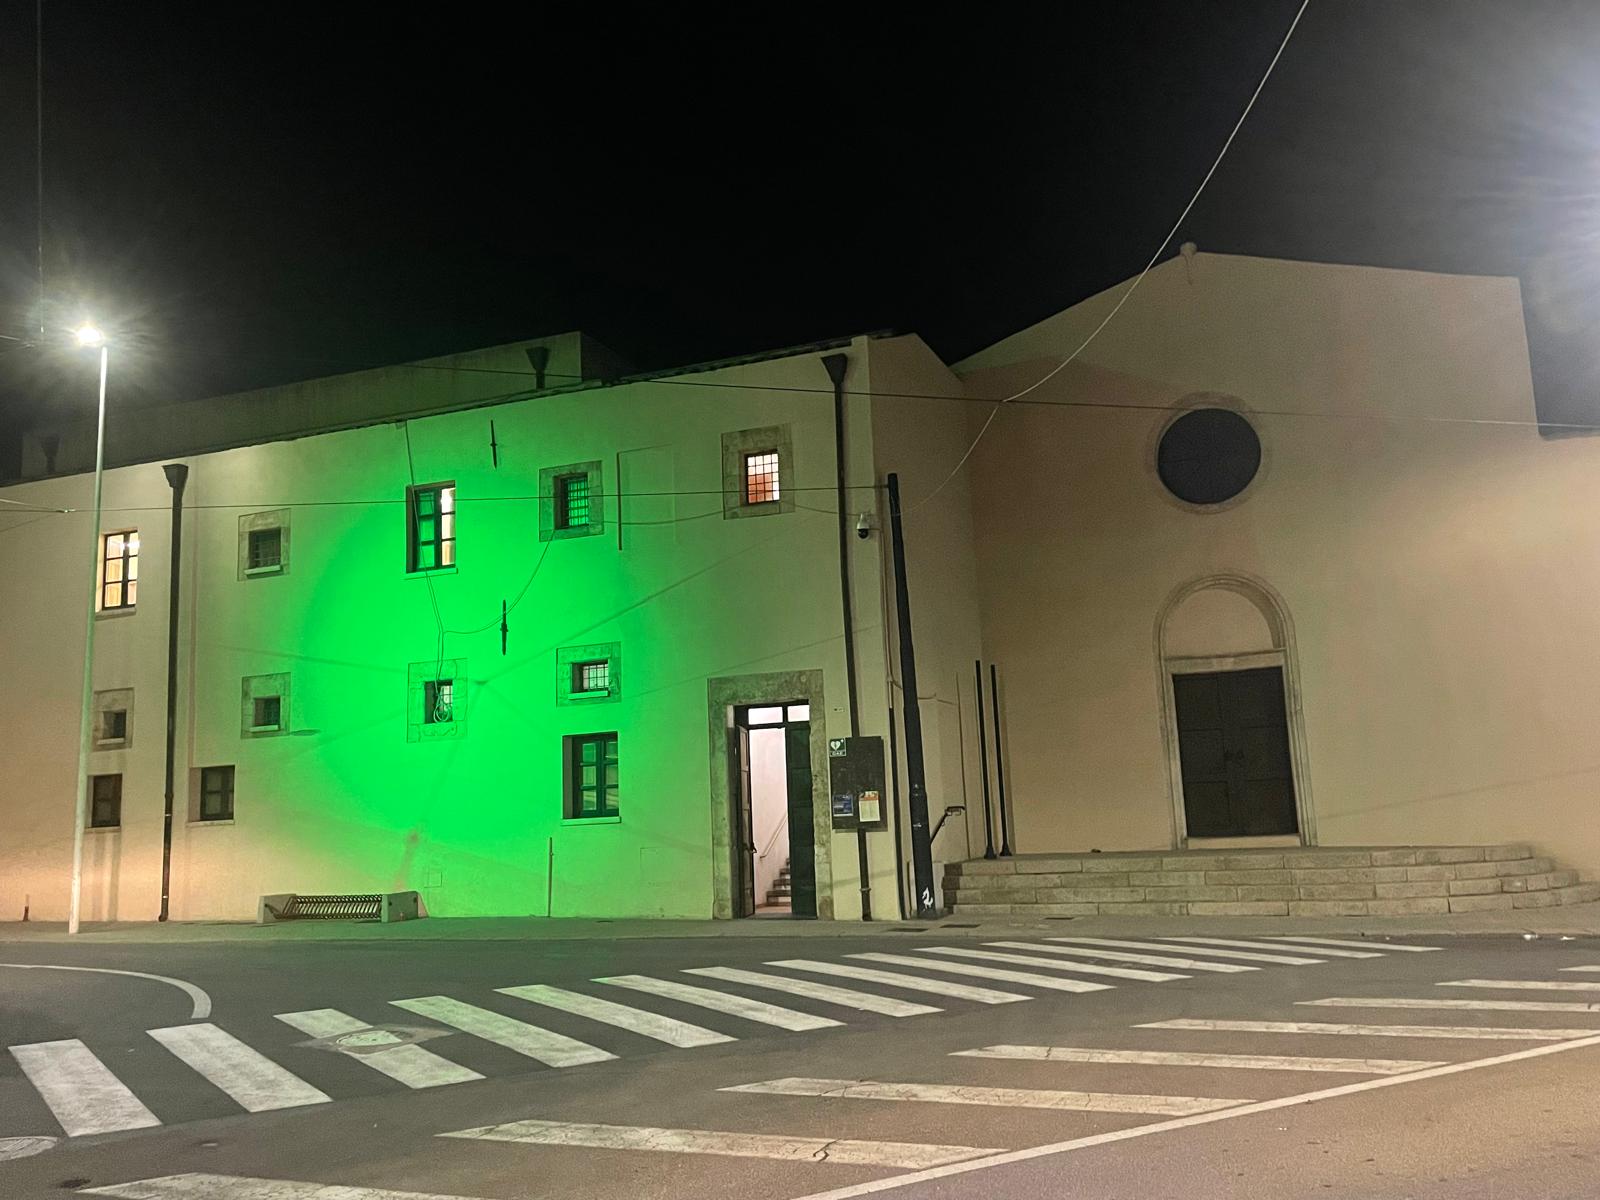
[732,702,815,918]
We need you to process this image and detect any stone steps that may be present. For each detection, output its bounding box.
[943,845,1599,918]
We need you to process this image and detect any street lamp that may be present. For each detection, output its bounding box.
[67,322,110,935]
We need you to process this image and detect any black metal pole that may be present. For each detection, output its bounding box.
[974,660,997,859]
[991,662,1013,857]
[158,463,188,921]
[886,473,938,918]
[823,352,870,922]
[887,703,907,919]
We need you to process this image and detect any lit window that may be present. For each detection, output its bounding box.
[247,527,282,572]
[103,709,128,742]
[744,451,781,505]
[568,732,619,818]
[573,659,610,694]
[90,774,122,828]
[408,483,456,571]
[100,530,139,610]
[424,679,454,725]
[555,473,591,530]
[199,766,234,821]
[251,696,282,731]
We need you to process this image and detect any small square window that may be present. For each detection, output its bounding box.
[90,773,122,828]
[408,483,456,572]
[251,695,282,730]
[424,679,454,725]
[744,451,781,505]
[247,527,282,572]
[573,659,611,695]
[103,709,128,742]
[567,732,619,819]
[555,474,591,530]
[199,766,234,821]
[99,530,139,611]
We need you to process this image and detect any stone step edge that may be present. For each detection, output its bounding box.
[947,846,1535,877]
[945,868,1578,902]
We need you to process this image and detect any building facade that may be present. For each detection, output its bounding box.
[2,252,1596,923]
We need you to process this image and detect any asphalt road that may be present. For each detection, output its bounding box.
[3,930,1599,1199]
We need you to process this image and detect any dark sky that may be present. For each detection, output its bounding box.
[2,1,1598,433]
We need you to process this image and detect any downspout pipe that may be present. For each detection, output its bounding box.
[822,351,870,921]
[158,463,188,921]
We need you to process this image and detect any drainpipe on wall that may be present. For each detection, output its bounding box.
[158,463,188,921]
[822,351,870,921]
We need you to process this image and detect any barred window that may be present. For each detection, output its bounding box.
[573,659,611,694]
[424,679,454,725]
[743,451,781,505]
[555,473,591,530]
[247,527,283,572]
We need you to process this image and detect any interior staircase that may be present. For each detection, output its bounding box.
[762,858,793,909]
[943,844,1600,918]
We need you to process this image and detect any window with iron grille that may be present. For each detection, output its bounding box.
[573,659,610,694]
[100,530,139,610]
[424,679,454,725]
[568,732,619,818]
[407,483,456,571]
[247,527,282,572]
[90,774,122,828]
[103,709,128,742]
[199,765,234,821]
[743,451,781,505]
[555,473,591,530]
[252,695,282,730]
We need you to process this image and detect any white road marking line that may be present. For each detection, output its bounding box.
[147,1024,331,1112]
[722,1077,1242,1117]
[82,1174,486,1198]
[274,1009,483,1088]
[595,974,842,1030]
[951,1045,1442,1074]
[767,959,1029,1004]
[388,997,615,1067]
[1053,937,1322,965]
[0,963,213,1020]
[1164,936,1381,959]
[781,1035,1600,1200]
[439,1118,998,1168]
[1440,979,1600,993]
[911,946,1186,983]
[1140,1018,1600,1040]
[1560,966,1600,973]
[1034,941,1257,974]
[1302,996,1600,1014]
[683,967,940,1017]
[848,952,1113,994]
[8,1039,161,1137]
[497,984,734,1048]
[1264,936,1440,952]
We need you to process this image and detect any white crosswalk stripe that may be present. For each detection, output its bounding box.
[595,974,842,1030]
[82,1174,485,1198]
[440,1118,998,1167]
[1035,940,1257,973]
[683,966,941,1017]
[9,1039,161,1137]
[1055,937,1323,965]
[911,946,1186,983]
[951,1045,1443,1074]
[722,1076,1244,1116]
[274,1009,483,1088]
[1302,996,1600,1014]
[388,997,615,1067]
[1441,979,1600,993]
[1164,936,1382,959]
[848,952,1113,994]
[497,984,735,1048]
[767,959,1029,1004]
[1264,936,1439,952]
[1560,966,1600,973]
[1140,1018,1600,1040]
[147,1024,330,1113]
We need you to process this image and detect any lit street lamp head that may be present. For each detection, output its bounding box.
[73,323,106,348]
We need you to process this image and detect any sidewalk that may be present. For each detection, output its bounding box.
[4,901,1599,945]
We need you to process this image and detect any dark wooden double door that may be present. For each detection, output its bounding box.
[1173,666,1298,838]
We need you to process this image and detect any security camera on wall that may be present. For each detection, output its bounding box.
[855,513,872,539]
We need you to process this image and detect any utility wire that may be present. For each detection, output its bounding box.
[906,0,1312,514]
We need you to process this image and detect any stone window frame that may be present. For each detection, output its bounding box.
[539,460,606,542]
[92,687,135,750]
[556,642,622,707]
[241,673,290,738]
[237,509,290,580]
[408,658,467,742]
[721,425,795,519]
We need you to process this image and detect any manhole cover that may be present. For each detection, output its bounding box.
[300,1023,447,1056]
[0,1137,57,1163]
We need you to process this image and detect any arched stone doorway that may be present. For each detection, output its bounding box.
[1155,574,1316,847]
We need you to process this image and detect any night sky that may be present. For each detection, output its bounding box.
[2,1,1598,442]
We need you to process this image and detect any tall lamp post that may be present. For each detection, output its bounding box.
[67,322,109,935]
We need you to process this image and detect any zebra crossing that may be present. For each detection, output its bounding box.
[2,935,1441,1145]
[41,949,1600,1200]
